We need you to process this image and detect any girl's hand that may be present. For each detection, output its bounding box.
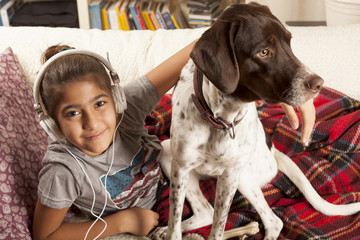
[281,98,316,147]
[118,207,159,236]
[33,198,159,239]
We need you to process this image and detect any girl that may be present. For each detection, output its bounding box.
[32,43,315,240]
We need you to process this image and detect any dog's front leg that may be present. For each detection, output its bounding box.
[208,171,238,240]
[167,160,190,240]
[237,184,283,240]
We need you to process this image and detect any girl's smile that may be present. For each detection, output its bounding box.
[85,130,105,141]
[55,75,117,156]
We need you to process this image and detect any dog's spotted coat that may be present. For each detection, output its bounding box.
[153,3,360,240]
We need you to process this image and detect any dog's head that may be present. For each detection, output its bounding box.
[190,3,323,106]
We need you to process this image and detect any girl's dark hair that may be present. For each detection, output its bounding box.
[40,44,112,122]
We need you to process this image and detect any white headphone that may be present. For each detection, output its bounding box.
[33,49,127,142]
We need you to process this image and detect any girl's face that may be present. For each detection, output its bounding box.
[55,77,117,156]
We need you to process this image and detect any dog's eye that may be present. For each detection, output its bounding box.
[259,49,269,57]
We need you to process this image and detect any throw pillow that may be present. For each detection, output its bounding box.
[0,47,47,240]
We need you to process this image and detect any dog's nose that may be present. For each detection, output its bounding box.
[305,75,324,93]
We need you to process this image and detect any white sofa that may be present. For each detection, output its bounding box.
[1,24,360,240]
[1,25,360,100]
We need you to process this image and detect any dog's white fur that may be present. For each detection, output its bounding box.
[157,59,360,240]
[153,4,360,240]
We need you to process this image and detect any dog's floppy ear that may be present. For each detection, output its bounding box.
[190,20,240,94]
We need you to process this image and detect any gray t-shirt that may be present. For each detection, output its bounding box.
[37,75,162,217]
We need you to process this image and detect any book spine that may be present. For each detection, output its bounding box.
[142,11,155,30]
[134,6,146,30]
[161,11,176,29]
[89,4,96,28]
[150,10,160,29]
[94,5,103,29]
[120,9,130,30]
[128,6,142,30]
[109,8,119,29]
[101,8,109,29]
[170,14,179,29]
[147,12,158,30]
[155,11,167,29]
[89,2,103,29]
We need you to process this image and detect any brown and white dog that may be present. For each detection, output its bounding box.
[155,3,360,240]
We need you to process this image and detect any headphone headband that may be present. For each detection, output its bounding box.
[33,48,126,141]
[33,49,119,108]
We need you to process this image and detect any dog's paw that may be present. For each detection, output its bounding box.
[183,233,205,240]
[149,226,167,240]
[264,216,283,240]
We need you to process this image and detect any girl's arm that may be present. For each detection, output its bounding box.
[146,40,197,96]
[32,198,159,240]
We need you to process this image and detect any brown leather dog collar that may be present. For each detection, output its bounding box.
[191,67,241,139]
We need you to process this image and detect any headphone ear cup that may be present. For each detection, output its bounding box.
[39,115,64,142]
[112,83,127,114]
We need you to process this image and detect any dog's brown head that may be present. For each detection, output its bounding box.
[190,3,324,106]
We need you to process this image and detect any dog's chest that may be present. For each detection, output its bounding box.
[172,62,272,176]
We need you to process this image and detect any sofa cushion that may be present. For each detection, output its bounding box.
[0,47,47,239]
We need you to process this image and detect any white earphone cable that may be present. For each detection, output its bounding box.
[63,112,124,240]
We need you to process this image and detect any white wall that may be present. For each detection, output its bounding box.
[246,0,326,23]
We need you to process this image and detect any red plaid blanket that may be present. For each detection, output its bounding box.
[145,87,360,239]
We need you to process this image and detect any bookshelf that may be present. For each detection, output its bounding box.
[76,0,244,30]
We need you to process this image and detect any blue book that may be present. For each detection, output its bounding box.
[128,5,142,30]
[161,10,176,29]
[89,0,103,29]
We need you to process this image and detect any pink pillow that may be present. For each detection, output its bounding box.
[0,47,47,239]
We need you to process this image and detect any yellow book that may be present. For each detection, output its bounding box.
[101,1,112,30]
[150,10,160,29]
[119,10,130,30]
[142,11,155,30]
[171,14,179,29]
[118,11,125,30]
[116,0,126,30]
[117,0,130,30]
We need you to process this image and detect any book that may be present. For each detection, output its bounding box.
[134,5,146,29]
[89,0,103,29]
[189,10,215,21]
[187,0,222,28]
[169,0,188,29]
[150,10,160,29]
[0,0,16,26]
[117,0,130,30]
[187,0,219,11]
[100,0,112,30]
[140,0,157,30]
[160,1,176,29]
[108,0,122,29]
[161,10,176,29]
[148,0,160,29]
[141,11,155,30]
[123,0,135,30]
[154,1,167,29]
[170,14,179,28]
[128,0,146,30]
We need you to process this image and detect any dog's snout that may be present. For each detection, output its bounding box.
[305,75,324,93]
